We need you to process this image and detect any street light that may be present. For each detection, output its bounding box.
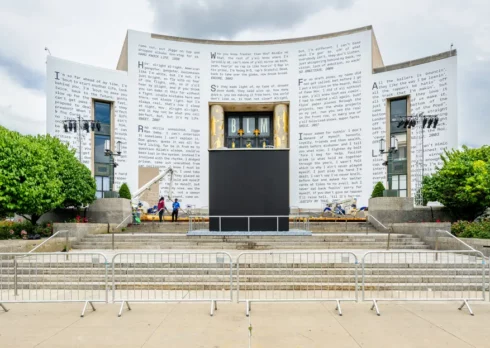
[104,140,123,191]
[62,119,101,162]
[374,135,398,158]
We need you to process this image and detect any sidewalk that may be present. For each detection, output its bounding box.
[0,301,489,347]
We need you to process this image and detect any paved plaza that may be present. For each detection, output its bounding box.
[1,301,490,347]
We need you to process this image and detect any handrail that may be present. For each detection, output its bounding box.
[28,230,69,253]
[367,215,390,231]
[114,213,133,231]
[435,229,480,253]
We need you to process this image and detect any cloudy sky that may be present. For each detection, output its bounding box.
[0,0,488,146]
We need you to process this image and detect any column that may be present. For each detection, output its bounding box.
[210,104,224,149]
[273,104,288,148]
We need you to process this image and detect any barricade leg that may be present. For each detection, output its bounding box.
[118,301,131,317]
[0,303,8,312]
[335,300,343,316]
[458,300,474,316]
[370,299,380,316]
[81,301,96,318]
[210,300,218,316]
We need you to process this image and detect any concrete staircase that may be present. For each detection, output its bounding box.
[4,259,487,293]
[71,233,428,250]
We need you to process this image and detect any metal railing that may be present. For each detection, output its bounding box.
[434,229,481,253]
[367,215,393,249]
[111,252,233,317]
[0,252,108,317]
[362,250,486,316]
[111,213,134,250]
[28,230,69,253]
[236,252,358,316]
[189,215,310,232]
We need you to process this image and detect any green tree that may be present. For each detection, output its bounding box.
[0,127,63,223]
[40,135,96,208]
[119,183,131,199]
[0,127,96,224]
[371,181,385,198]
[422,145,490,220]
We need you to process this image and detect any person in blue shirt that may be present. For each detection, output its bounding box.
[172,198,181,222]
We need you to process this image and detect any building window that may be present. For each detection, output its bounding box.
[224,112,273,148]
[94,101,112,197]
[388,97,408,197]
[95,176,111,199]
[94,102,111,125]
[94,135,110,163]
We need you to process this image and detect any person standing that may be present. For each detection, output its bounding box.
[157,197,165,222]
[172,198,180,222]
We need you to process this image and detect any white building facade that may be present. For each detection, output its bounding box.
[46,26,458,208]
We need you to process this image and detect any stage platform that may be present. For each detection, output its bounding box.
[187,230,312,236]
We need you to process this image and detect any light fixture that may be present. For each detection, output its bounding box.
[390,135,398,151]
[422,117,428,128]
[68,121,73,132]
[404,120,410,128]
[427,118,433,128]
[63,122,68,132]
[397,119,404,128]
[104,139,110,153]
[96,122,101,131]
[83,121,90,133]
[410,119,417,127]
[433,117,439,128]
[379,138,385,153]
[91,121,96,131]
[73,121,77,132]
[116,141,122,155]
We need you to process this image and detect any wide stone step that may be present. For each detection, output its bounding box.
[71,244,428,250]
[5,267,487,276]
[79,237,420,243]
[4,274,485,285]
[2,283,483,292]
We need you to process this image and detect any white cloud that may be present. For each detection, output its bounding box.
[0,0,153,134]
[0,67,45,134]
[0,0,489,147]
[0,0,153,74]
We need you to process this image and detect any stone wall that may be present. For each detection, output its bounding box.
[86,198,132,224]
[369,197,452,223]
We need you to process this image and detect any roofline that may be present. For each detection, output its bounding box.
[373,50,457,73]
[149,25,373,45]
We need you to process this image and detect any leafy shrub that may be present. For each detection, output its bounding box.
[371,182,385,198]
[0,220,53,239]
[452,220,490,239]
[422,145,490,220]
[119,183,131,200]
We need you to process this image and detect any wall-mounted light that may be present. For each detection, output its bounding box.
[379,138,385,153]
[104,139,111,153]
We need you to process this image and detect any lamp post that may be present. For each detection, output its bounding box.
[63,119,102,162]
[372,135,399,194]
[104,140,122,192]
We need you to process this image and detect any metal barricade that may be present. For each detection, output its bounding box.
[0,252,108,317]
[362,250,486,316]
[236,252,359,316]
[189,215,310,233]
[111,252,233,317]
